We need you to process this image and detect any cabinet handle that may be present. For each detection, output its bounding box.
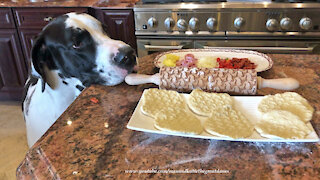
[144,45,183,50]
[5,14,10,23]
[43,17,53,22]
[203,46,314,53]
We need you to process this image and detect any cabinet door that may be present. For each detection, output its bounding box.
[0,29,27,101]
[100,9,137,50]
[0,8,15,29]
[14,7,88,29]
[19,29,41,63]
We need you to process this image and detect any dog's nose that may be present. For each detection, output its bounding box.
[113,46,136,69]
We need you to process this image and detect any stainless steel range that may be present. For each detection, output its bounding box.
[134,1,320,57]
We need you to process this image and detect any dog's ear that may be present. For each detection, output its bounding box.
[31,35,49,92]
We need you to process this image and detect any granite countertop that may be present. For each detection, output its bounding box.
[17,54,320,179]
[0,0,136,8]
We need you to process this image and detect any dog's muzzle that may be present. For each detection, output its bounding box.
[113,46,136,71]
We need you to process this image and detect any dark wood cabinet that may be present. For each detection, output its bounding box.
[0,29,26,101]
[0,8,15,29]
[19,29,40,64]
[0,8,26,101]
[14,7,88,29]
[93,9,137,50]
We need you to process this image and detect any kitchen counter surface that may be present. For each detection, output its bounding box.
[17,54,320,179]
[0,0,136,8]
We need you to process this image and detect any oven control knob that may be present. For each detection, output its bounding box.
[280,18,292,30]
[234,17,245,29]
[266,19,279,31]
[189,17,199,31]
[299,17,312,30]
[147,17,157,28]
[164,17,175,31]
[177,19,188,32]
[206,17,216,31]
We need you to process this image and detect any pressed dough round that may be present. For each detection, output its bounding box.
[187,89,233,117]
[154,108,203,135]
[204,106,254,139]
[141,88,185,118]
[258,92,314,122]
[255,110,311,139]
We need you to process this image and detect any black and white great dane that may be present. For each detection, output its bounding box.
[22,13,136,147]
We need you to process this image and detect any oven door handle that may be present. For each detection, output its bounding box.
[203,46,314,52]
[144,45,183,51]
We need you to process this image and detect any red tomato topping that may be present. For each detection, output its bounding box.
[218,57,256,69]
[90,97,99,103]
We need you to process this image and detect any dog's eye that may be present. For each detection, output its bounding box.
[72,42,83,49]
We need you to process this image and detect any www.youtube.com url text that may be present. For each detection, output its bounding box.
[124,169,229,174]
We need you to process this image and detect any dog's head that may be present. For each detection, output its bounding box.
[31,12,136,91]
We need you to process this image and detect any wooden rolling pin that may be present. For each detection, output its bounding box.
[125,67,299,95]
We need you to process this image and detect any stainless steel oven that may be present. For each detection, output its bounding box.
[194,39,318,53]
[137,39,193,57]
[134,1,320,57]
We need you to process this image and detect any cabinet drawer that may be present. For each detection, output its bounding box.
[14,7,87,29]
[0,8,15,29]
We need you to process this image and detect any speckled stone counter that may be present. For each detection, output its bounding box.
[17,54,320,179]
[0,0,136,8]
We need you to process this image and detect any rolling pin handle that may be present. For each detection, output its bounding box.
[125,73,160,86]
[258,77,300,90]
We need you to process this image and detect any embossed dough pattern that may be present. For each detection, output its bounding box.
[159,67,258,95]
